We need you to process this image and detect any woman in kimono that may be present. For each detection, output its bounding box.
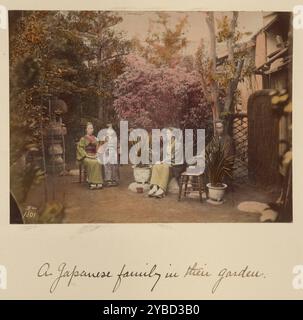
[148,129,179,198]
[77,122,103,190]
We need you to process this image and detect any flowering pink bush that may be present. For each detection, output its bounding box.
[113,54,211,130]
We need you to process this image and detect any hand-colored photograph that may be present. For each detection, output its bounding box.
[9,10,292,224]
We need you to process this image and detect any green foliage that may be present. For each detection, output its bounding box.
[196,13,255,117]
[22,201,65,224]
[216,15,240,43]
[10,156,45,204]
[219,111,233,120]
[10,11,131,144]
[9,11,131,211]
[133,12,188,67]
[36,201,65,224]
[205,139,234,187]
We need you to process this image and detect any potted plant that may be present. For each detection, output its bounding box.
[205,140,234,204]
[132,163,152,184]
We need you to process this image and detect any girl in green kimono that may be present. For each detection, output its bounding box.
[77,122,103,190]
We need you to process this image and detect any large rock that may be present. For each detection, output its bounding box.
[237,201,278,222]
[237,201,268,213]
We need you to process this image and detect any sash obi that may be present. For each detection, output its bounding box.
[85,144,97,156]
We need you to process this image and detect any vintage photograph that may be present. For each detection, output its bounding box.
[9,10,292,224]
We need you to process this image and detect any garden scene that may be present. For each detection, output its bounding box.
[9,11,292,223]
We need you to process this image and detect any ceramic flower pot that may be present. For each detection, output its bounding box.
[207,183,227,202]
[136,187,144,193]
[133,166,151,184]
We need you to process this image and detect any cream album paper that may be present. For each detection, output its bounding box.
[0,0,302,299]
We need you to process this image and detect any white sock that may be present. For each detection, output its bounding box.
[155,188,164,197]
[148,185,158,195]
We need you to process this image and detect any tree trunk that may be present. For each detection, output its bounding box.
[224,59,244,113]
[97,46,106,125]
[223,12,243,113]
[205,12,220,122]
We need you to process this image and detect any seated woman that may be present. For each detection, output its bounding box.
[148,162,170,198]
[148,129,180,198]
[77,122,103,190]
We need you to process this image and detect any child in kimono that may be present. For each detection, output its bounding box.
[98,123,120,187]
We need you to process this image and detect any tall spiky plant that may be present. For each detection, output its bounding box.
[205,138,234,187]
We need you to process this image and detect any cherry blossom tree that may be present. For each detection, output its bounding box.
[113,54,212,131]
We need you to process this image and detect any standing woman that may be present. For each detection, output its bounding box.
[100,123,120,187]
[77,122,103,190]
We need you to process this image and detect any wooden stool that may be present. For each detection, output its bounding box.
[76,140,87,183]
[178,171,205,202]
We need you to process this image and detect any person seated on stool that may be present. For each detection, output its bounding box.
[77,122,103,190]
[148,128,181,198]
